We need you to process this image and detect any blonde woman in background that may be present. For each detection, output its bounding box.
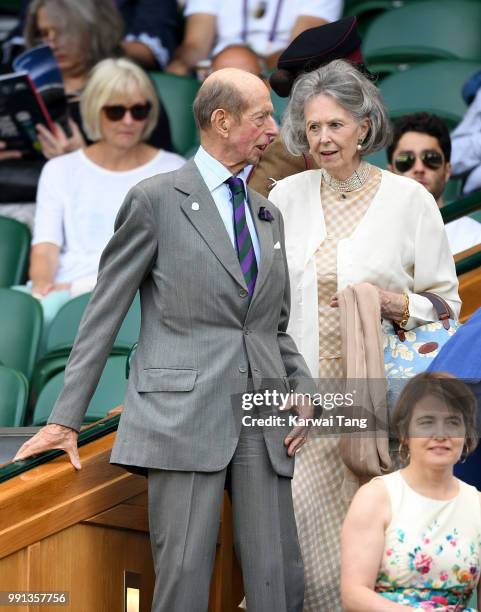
[17,58,184,335]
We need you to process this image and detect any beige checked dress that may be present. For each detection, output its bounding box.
[292,163,382,611]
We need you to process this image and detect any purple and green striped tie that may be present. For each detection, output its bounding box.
[225,176,258,296]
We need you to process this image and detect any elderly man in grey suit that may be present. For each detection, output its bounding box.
[14,68,317,612]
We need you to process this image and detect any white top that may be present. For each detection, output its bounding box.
[374,470,481,609]
[185,0,343,56]
[269,169,460,377]
[33,149,185,285]
[445,216,481,255]
[451,87,481,194]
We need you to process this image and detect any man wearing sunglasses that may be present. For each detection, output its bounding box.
[387,112,481,255]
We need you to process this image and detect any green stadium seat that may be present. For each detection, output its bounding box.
[32,355,129,426]
[0,216,31,287]
[365,149,388,169]
[27,354,69,423]
[182,144,199,159]
[378,61,481,130]
[444,177,464,203]
[149,72,200,156]
[27,293,141,416]
[344,0,433,37]
[363,0,481,75]
[0,289,42,381]
[345,0,426,11]
[0,365,28,427]
[43,292,91,357]
[44,292,141,358]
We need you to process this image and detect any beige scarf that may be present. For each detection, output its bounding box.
[338,283,392,500]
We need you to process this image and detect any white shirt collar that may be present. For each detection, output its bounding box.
[194,145,249,193]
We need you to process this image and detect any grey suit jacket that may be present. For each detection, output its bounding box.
[48,159,316,477]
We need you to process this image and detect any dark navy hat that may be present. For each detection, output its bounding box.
[270,16,364,97]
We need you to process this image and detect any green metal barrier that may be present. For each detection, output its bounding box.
[0,414,120,484]
[442,190,481,224]
[456,251,481,277]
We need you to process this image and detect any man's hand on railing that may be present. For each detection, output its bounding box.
[13,423,81,470]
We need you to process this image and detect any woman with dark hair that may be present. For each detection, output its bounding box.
[341,372,481,611]
[24,0,172,157]
[0,0,122,164]
[24,0,124,93]
[0,0,173,225]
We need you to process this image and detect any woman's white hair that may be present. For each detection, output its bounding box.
[80,58,159,142]
[281,59,392,157]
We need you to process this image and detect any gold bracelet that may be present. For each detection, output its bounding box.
[397,293,410,328]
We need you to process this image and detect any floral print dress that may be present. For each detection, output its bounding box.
[374,470,481,610]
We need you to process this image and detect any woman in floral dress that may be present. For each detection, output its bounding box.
[341,372,481,611]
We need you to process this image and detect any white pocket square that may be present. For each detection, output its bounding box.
[273,241,281,250]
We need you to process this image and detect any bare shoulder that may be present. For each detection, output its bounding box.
[346,478,391,527]
[354,477,389,505]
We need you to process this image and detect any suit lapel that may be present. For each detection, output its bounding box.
[176,161,248,291]
[248,188,274,302]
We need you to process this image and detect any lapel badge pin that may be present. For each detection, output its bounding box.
[191,202,200,211]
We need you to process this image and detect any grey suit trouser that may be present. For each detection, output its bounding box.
[147,425,304,612]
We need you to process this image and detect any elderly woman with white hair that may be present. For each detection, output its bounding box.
[21,57,184,330]
[268,59,460,610]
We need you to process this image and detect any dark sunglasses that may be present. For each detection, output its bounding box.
[394,149,444,173]
[102,101,151,122]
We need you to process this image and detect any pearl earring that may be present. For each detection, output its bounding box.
[357,140,363,151]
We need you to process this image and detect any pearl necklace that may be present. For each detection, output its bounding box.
[321,161,370,192]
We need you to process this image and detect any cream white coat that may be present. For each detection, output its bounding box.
[269,169,461,377]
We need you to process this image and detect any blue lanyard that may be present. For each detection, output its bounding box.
[242,0,285,44]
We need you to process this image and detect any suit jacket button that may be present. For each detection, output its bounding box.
[239,289,248,298]
[238,366,247,373]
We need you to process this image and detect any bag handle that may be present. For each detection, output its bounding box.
[417,292,452,329]
[392,291,453,341]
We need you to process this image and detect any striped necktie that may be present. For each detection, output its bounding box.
[225,176,258,296]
